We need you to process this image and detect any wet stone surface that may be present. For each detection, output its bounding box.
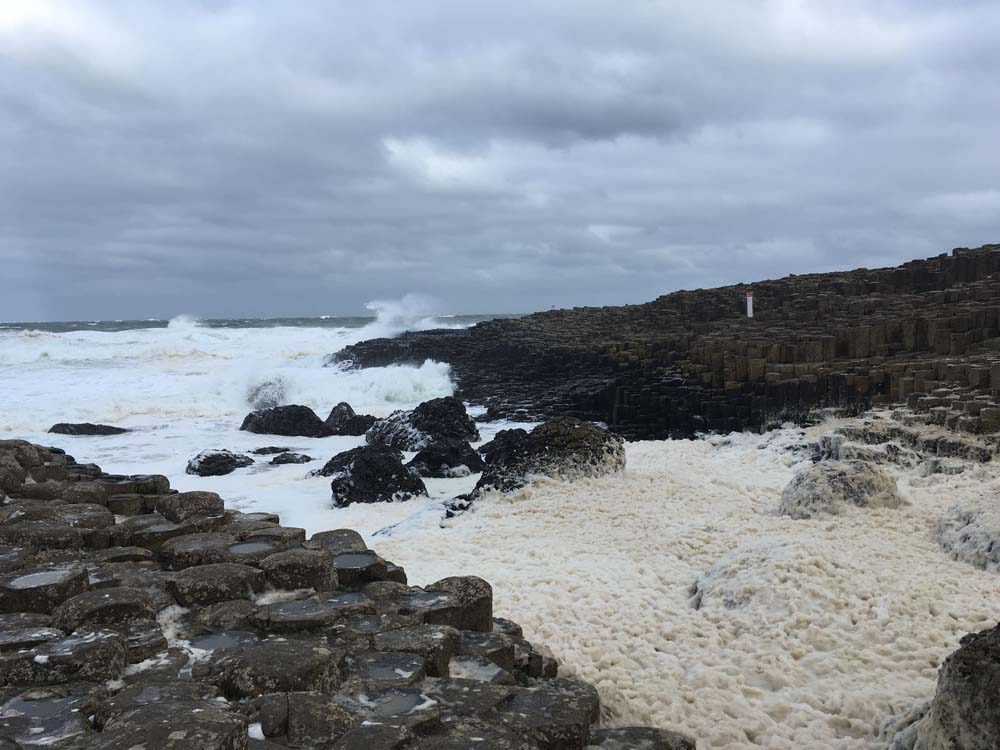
[0,439,692,749]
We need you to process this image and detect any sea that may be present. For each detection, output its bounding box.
[1,306,996,748]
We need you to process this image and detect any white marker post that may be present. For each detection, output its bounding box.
[746,291,754,318]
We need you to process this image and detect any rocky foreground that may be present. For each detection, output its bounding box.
[0,438,695,749]
[336,243,1000,440]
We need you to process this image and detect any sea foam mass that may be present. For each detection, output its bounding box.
[1,312,998,748]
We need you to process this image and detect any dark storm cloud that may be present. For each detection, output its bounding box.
[1,0,999,320]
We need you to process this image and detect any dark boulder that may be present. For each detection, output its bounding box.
[917,623,1000,749]
[270,452,313,465]
[48,423,129,436]
[476,417,625,494]
[478,429,528,462]
[186,449,254,477]
[240,405,332,438]
[253,446,294,455]
[407,440,485,478]
[314,445,427,507]
[367,397,479,451]
[326,402,378,436]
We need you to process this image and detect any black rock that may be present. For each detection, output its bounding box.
[366,397,479,450]
[48,422,129,436]
[270,452,313,465]
[240,405,333,438]
[478,429,528,461]
[252,446,294,455]
[314,445,427,507]
[186,449,254,477]
[326,402,378,436]
[407,440,485,478]
[476,417,625,494]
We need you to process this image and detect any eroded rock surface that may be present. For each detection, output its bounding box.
[778,459,903,518]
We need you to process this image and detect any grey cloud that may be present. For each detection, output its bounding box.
[1,0,999,321]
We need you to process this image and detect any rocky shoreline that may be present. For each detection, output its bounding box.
[335,243,1000,441]
[0,437,694,749]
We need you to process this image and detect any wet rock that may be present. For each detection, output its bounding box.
[496,678,600,750]
[344,651,427,689]
[449,656,515,685]
[186,449,254,477]
[252,446,293,455]
[93,680,223,729]
[193,639,342,699]
[52,587,157,631]
[334,552,389,587]
[421,678,516,724]
[270,452,313,465]
[98,696,249,750]
[407,440,485,478]
[492,617,524,638]
[286,691,357,746]
[362,580,409,602]
[460,630,516,672]
[476,417,625,494]
[93,546,155,564]
[425,577,493,632]
[152,490,226,522]
[366,396,479,451]
[120,620,168,663]
[240,405,333,438]
[587,727,696,750]
[778,460,903,518]
[410,718,536,749]
[167,563,266,607]
[332,723,413,750]
[315,445,427,507]
[0,685,97,747]
[0,563,89,614]
[6,627,127,684]
[0,521,83,552]
[917,623,1000,750]
[224,539,283,565]
[113,514,189,551]
[159,532,236,569]
[243,525,306,550]
[373,624,460,678]
[259,548,337,591]
[0,625,64,652]
[48,423,129,436]
[326,402,378,436]
[349,686,441,732]
[310,528,367,555]
[478,429,529,461]
[255,598,348,633]
[936,497,1000,571]
[194,599,257,630]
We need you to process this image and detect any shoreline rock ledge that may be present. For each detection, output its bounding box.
[0,438,694,749]
[334,243,1000,440]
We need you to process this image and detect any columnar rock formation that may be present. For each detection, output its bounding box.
[0,439,690,749]
[335,244,1000,439]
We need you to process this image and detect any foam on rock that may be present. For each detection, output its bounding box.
[777,459,904,518]
[935,496,1000,571]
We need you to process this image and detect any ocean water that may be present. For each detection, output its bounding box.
[2,307,998,748]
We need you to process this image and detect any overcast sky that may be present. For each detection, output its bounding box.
[2,1,999,321]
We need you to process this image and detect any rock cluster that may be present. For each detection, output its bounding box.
[366,397,480,451]
[335,243,1000,440]
[0,438,688,748]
